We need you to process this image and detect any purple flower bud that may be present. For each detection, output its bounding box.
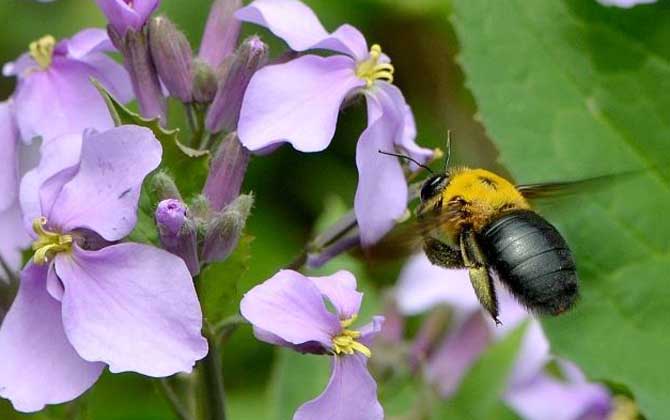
[198,0,242,68]
[149,16,194,103]
[109,25,166,122]
[205,36,268,134]
[192,59,219,104]
[155,199,200,276]
[96,0,160,37]
[201,194,253,264]
[203,133,249,211]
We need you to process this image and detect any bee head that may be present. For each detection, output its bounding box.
[420,173,449,202]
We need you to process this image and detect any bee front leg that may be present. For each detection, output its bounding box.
[460,229,501,325]
[423,237,465,269]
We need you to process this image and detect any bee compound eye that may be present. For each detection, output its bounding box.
[421,175,446,202]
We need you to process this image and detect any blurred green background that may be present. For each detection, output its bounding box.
[4,0,669,419]
[0,0,497,418]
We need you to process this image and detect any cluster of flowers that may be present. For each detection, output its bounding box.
[0,0,635,418]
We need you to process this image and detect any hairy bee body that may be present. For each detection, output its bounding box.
[477,210,578,315]
[417,167,580,321]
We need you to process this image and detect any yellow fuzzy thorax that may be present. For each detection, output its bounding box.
[436,167,530,241]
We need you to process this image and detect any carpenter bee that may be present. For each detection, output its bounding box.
[378,142,610,324]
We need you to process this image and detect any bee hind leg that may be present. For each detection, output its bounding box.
[460,229,501,325]
[423,237,465,269]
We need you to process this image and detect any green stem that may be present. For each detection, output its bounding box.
[200,332,227,420]
[158,378,194,420]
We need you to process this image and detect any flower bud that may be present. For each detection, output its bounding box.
[155,199,200,276]
[96,0,160,38]
[205,36,268,134]
[203,132,250,211]
[192,59,219,104]
[151,171,182,201]
[201,194,253,264]
[149,16,194,103]
[198,0,242,68]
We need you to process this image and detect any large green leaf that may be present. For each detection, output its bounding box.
[432,322,527,420]
[450,0,670,418]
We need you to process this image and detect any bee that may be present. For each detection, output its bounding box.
[378,143,603,324]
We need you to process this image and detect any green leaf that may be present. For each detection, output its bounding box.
[198,234,253,326]
[450,1,670,417]
[92,79,210,199]
[268,348,330,420]
[432,321,527,420]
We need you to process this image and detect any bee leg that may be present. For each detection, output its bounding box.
[460,229,501,325]
[423,237,465,269]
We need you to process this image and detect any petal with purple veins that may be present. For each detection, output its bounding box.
[47,126,161,241]
[55,243,208,377]
[0,263,104,413]
[310,270,362,320]
[240,269,341,349]
[235,0,368,58]
[63,28,115,58]
[238,54,364,153]
[294,354,383,420]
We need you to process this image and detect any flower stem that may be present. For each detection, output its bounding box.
[200,330,227,420]
[158,378,195,420]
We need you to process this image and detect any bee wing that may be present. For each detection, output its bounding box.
[516,172,637,200]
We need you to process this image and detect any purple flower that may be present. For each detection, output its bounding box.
[1,126,208,412]
[95,0,160,37]
[0,102,30,279]
[396,254,612,419]
[596,0,656,7]
[241,269,384,420]
[235,0,433,245]
[2,28,133,144]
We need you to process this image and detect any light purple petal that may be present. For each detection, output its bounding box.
[95,0,159,36]
[0,101,18,211]
[395,254,481,316]
[354,92,408,246]
[358,315,385,347]
[426,311,492,397]
[235,0,367,58]
[47,126,161,241]
[19,133,83,232]
[505,373,611,420]
[240,269,341,349]
[64,28,115,58]
[238,54,364,152]
[507,319,550,388]
[79,53,134,104]
[0,263,104,412]
[55,244,208,377]
[253,327,328,355]
[13,59,119,142]
[294,354,383,420]
[0,203,31,281]
[310,270,362,320]
[2,53,36,78]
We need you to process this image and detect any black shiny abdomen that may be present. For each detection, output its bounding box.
[477,210,579,315]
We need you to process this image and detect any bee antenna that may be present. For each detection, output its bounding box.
[444,130,452,171]
[378,150,434,174]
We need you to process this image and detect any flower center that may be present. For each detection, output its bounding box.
[355,44,395,88]
[32,217,73,265]
[331,315,372,358]
[29,35,56,70]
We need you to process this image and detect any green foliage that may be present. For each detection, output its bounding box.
[450,0,670,417]
[198,234,253,327]
[432,321,527,420]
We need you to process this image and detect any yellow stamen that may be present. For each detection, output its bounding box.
[31,217,73,265]
[608,396,639,420]
[29,35,56,70]
[355,44,395,88]
[331,315,372,358]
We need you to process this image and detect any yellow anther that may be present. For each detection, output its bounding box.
[31,217,73,265]
[608,396,639,420]
[355,44,395,88]
[331,315,372,358]
[29,35,56,70]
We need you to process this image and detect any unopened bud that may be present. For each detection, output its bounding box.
[192,59,219,104]
[203,133,250,211]
[201,194,253,264]
[96,0,159,38]
[155,199,200,276]
[198,0,242,68]
[205,36,268,133]
[151,171,182,201]
[149,16,194,103]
